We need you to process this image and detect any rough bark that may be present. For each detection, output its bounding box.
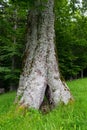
[16,0,73,109]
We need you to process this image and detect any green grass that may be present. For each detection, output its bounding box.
[0,78,87,130]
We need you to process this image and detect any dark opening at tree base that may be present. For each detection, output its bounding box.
[40,85,54,113]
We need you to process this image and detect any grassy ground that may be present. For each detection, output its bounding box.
[0,78,87,130]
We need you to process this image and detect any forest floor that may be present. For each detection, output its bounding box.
[0,78,87,130]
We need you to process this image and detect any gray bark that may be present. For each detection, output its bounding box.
[81,70,83,78]
[16,0,73,109]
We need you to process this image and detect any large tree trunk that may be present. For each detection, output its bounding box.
[16,0,73,109]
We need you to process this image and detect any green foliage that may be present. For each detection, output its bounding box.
[0,0,26,89]
[55,0,87,79]
[0,78,87,129]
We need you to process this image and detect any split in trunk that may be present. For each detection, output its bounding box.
[15,0,73,109]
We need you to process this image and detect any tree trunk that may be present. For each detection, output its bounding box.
[81,70,83,78]
[16,0,73,109]
[10,9,17,91]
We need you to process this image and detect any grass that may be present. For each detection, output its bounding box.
[0,78,87,130]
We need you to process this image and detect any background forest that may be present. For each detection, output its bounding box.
[0,0,87,91]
